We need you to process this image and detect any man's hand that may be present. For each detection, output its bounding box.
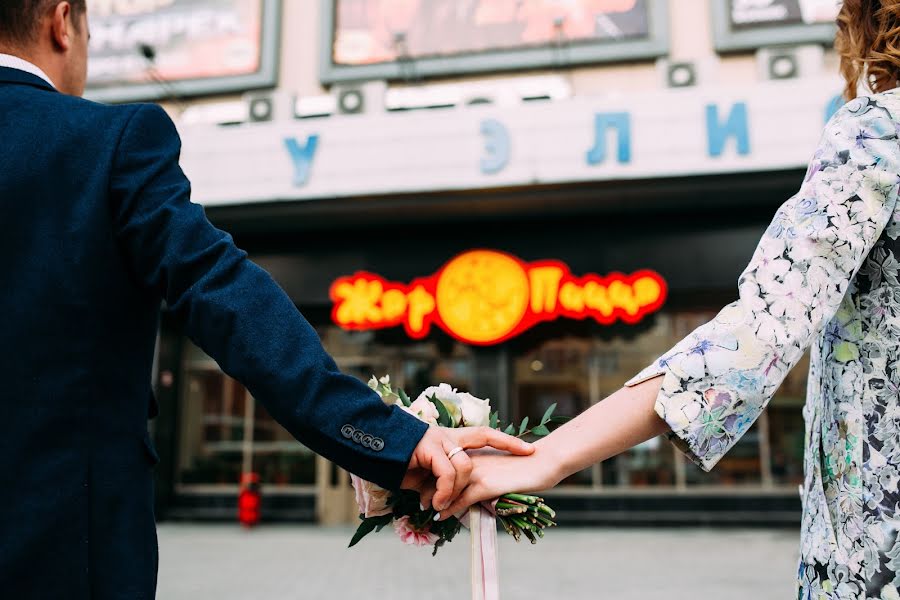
[401,426,534,513]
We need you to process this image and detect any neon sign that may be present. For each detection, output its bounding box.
[330,249,667,346]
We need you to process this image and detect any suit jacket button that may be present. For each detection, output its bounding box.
[370,438,385,452]
[351,429,365,444]
[361,434,374,448]
[341,424,355,439]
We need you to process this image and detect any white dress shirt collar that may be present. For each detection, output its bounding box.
[0,53,54,88]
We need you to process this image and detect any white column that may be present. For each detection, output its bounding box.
[241,388,255,476]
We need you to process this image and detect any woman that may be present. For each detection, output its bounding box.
[439,3,900,598]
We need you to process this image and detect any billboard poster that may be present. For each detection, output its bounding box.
[86,0,277,101]
[332,0,653,66]
[729,0,840,30]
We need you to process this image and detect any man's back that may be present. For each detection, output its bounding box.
[0,66,168,599]
[0,66,434,599]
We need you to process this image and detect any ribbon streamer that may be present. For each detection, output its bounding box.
[465,503,499,600]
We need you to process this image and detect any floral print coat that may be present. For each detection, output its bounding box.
[625,93,900,599]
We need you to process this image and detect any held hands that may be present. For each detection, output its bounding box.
[401,426,535,513]
[438,445,562,519]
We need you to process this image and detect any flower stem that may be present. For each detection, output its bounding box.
[533,513,557,528]
[503,493,542,505]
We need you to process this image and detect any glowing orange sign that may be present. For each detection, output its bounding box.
[330,250,667,346]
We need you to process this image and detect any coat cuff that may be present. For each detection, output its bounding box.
[624,364,720,473]
[340,403,430,492]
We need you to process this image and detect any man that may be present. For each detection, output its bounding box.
[0,2,532,597]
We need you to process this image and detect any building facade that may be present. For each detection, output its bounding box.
[85,0,846,524]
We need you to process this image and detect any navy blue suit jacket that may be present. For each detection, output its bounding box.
[0,67,427,599]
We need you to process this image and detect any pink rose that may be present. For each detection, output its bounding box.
[404,397,440,426]
[393,516,440,547]
[351,475,392,518]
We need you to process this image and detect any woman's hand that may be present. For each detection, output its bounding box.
[438,445,563,519]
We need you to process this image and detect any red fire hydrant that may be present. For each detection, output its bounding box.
[238,472,261,528]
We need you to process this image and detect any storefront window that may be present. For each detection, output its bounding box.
[616,436,677,486]
[178,368,245,486]
[511,319,680,488]
[593,319,679,489]
[177,343,316,491]
[514,337,593,486]
[768,353,809,486]
[318,327,475,396]
[175,308,808,495]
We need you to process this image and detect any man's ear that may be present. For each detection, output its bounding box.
[49,2,73,52]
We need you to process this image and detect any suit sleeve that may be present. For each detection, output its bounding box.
[108,103,427,490]
[624,96,900,472]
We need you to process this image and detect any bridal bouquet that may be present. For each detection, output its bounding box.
[349,376,566,556]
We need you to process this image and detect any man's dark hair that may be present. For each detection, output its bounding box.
[0,0,86,46]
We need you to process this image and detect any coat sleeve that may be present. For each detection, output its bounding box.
[625,96,900,472]
[108,104,427,491]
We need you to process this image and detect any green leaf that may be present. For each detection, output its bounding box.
[549,415,573,425]
[349,514,393,547]
[442,519,462,543]
[540,403,557,425]
[503,423,516,436]
[489,412,499,430]
[530,425,550,437]
[374,518,393,533]
[431,518,462,556]
[398,388,412,407]
[348,518,378,548]
[518,417,529,436]
[429,394,453,428]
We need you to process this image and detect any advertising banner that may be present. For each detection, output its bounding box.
[321,0,668,83]
[86,0,278,102]
[332,0,652,66]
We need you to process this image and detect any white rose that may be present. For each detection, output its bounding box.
[415,383,462,426]
[458,392,491,427]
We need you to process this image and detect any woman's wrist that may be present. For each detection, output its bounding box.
[532,438,569,488]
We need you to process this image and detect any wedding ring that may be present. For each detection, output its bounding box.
[446,446,465,461]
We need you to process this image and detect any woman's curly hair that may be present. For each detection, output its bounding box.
[837,0,900,99]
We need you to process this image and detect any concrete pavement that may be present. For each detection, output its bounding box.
[157,524,799,599]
